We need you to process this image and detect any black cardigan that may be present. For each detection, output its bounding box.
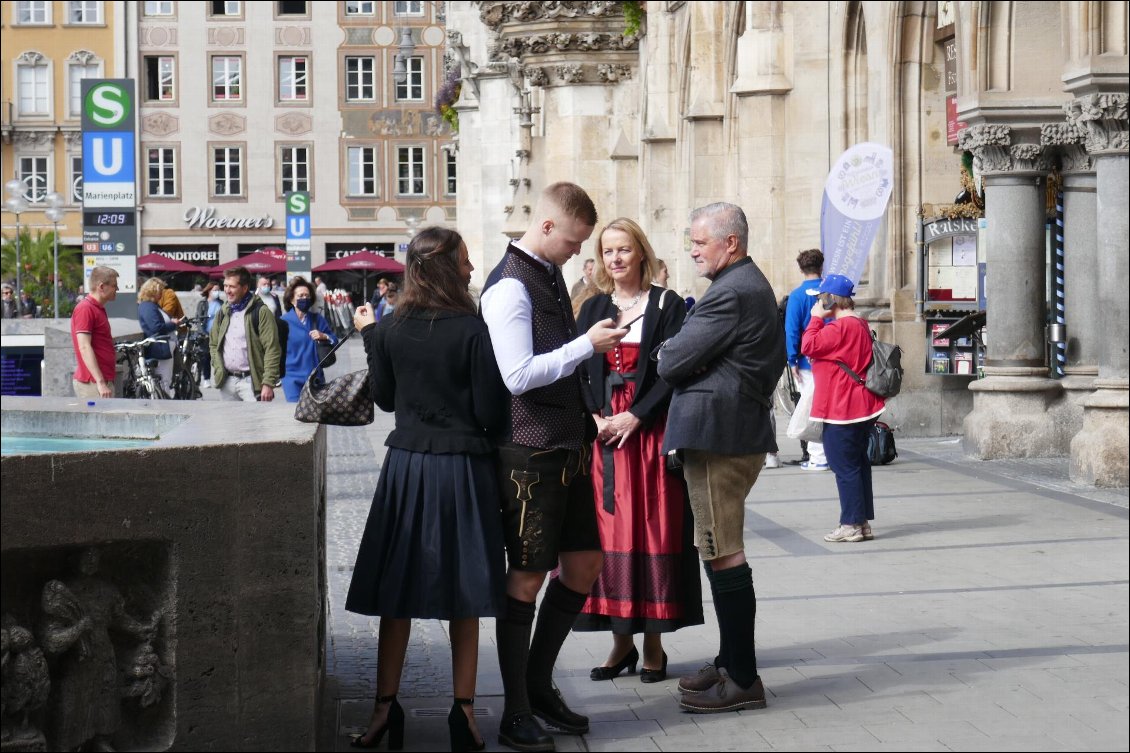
[363,309,509,454]
[576,286,686,426]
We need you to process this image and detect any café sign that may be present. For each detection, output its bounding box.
[184,206,276,230]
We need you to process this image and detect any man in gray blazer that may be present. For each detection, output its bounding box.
[657,202,784,713]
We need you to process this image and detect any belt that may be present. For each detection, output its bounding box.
[228,370,251,378]
[602,370,636,515]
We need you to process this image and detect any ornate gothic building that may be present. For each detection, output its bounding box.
[446,1,1128,487]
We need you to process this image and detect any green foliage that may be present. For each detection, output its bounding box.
[1,229,83,317]
[621,0,645,37]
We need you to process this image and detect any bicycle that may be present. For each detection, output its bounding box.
[170,316,209,400]
[115,338,172,400]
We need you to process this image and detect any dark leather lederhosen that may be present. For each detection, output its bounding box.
[483,244,599,570]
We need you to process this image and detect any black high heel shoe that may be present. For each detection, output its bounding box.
[640,652,668,684]
[590,646,639,681]
[448,697,485,752]
[351,694,405,750]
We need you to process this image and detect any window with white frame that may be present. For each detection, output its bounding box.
[143,1,173,15]
[395,57,423,101]
[347,146,377,197]
[18,156,50,202]
[445,150,457,195]
[144,56,175,101]
[213,147,243,196]
[397,147,424,196]
[344,0,374,14]
[147,147,177,197]
[70,155,84,203]
[280,146,309,193]
[209,0,240,15]
[212,56,242,101]
[68,60,101,117]
[16,60,50,116]
[279,56,308,101]
[345,57,375,102]
[393,1,423,16]
[67,1,102,24]
[15,1,49,24]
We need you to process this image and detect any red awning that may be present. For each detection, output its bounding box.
[209,250,288,277]
[313,250,405,274]
[135,253,207,273]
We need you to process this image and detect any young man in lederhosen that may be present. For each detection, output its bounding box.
[481,183,628,752]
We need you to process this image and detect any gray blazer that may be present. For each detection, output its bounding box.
[657,257,785,456]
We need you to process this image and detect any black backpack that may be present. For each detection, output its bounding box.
[868,421,898,465]
[218,300,288,379]
[836,328,904,399]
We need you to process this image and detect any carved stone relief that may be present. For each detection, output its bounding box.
[11,131,55,149]
[66,50,98,65]
[15,51,45,66]
[208,27,245,46]
[209,113,246,136]
[1064,93,1129,156]
[479,1,620,30]
[142,113,180,138]
[958,124,1049,173]
[276,26,311,46]
[141,27,178,46]
[367,110,444,137]
[275,112,313,136]
[0,543,174,752]
[1041,122,1091,173]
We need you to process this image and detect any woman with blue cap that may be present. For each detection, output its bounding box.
[800,274,885,542]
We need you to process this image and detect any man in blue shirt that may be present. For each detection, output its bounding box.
[784,249,828,469]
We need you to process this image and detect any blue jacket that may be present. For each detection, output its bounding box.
[138,300,177,360]
[785,278,821,370]
[282,308,337,384]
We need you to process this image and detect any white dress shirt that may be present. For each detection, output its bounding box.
[480,243,594,396]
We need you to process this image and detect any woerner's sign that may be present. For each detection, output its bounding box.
[184,206,275,230]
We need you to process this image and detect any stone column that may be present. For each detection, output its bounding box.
[1042,122,1097,449]
[958,124,1063,458]
[1066,93,1129,487]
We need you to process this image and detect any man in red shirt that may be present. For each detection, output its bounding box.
[71,266,119,398]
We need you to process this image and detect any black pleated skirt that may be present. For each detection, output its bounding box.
[345,448,507,619]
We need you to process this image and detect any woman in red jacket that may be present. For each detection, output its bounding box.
[801,274,885,543]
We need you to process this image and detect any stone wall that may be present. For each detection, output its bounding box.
[0,397,327,750]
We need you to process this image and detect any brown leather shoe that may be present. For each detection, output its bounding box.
[677,662,721,694]
[678,669,767,713]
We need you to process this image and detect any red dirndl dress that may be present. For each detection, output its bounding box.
[573,342,703,634]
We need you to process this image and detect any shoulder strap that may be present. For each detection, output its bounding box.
[658,287,673,311]
[835,360,865,384]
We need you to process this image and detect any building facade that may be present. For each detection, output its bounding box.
[1,0,127,242]
[3,1,456,275]
[446,1,1128,485]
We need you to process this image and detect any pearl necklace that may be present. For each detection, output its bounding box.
[611,289,644,312]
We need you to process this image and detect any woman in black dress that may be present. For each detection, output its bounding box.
[346,227,508,752]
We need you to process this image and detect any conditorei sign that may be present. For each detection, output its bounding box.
[183,206,276,230]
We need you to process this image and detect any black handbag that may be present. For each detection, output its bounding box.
[294,331,374,426]
[315,339,337,368]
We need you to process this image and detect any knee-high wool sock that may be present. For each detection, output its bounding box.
[526,578,588,694]
[711,562,758,689]
[497,596,536,717]
[703,561,726,667]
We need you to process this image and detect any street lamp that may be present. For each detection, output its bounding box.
[44,192,66,318]
[3,179,29,302]
[392,27,416,86]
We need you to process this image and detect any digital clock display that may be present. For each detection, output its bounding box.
[83,212,135,227]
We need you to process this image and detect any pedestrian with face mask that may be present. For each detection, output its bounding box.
[280,276,337,402]
[257,276,281,315]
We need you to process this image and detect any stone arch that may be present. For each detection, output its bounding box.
[843,1,869,146]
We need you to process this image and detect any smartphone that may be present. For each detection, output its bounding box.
[619,313,645,329]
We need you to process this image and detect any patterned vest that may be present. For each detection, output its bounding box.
[484,245,589,451]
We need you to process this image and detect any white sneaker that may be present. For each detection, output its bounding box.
[764,453,781,469]
[824,525,864,543]
[800,461,829,471]
[201,379,211,388]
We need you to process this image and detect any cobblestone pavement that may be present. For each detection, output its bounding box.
[318,339,1129,752]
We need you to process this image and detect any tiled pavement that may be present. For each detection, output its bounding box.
[313,339,1129,752]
